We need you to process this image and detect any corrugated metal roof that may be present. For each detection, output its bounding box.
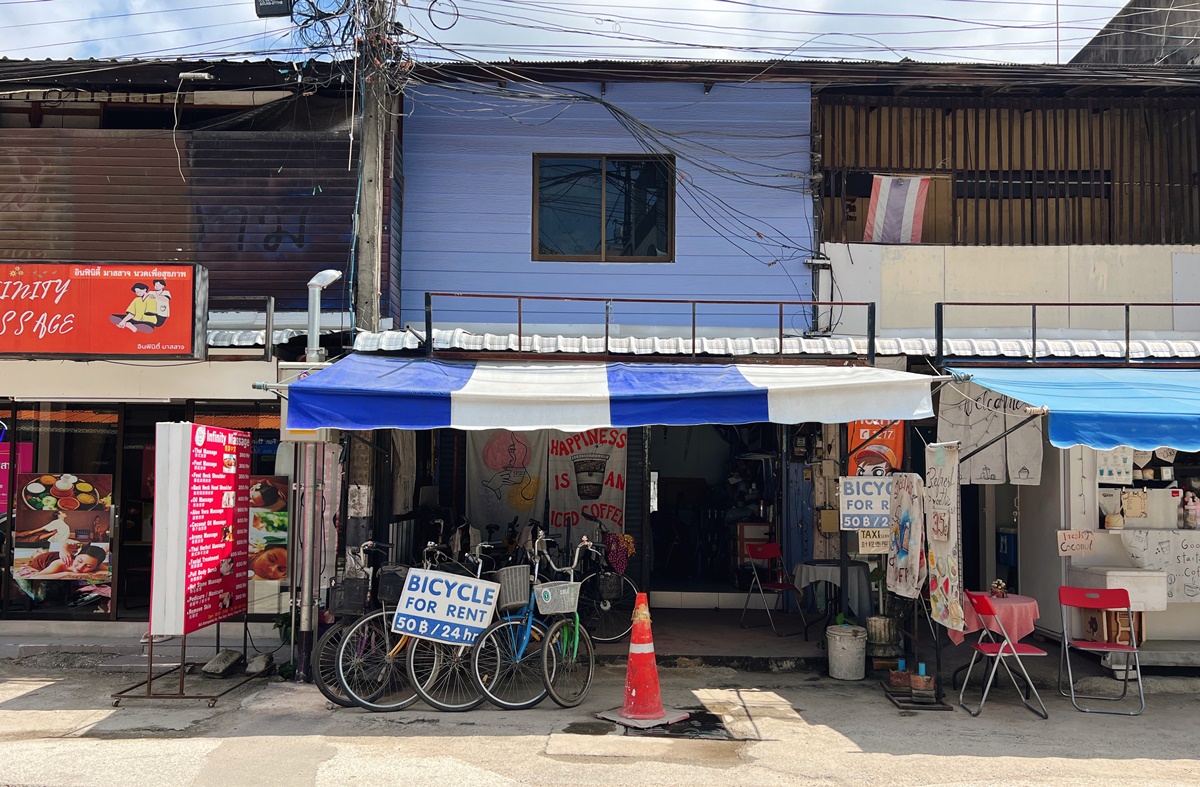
[352,329,1200,360]
[207,329,306,347]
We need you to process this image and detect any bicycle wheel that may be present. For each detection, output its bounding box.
[314,619,354,708]
[471,618,550,710]
[335,609,419,712]
[407,638,486,712]
[578,571,638,642]
[542,616,595,708]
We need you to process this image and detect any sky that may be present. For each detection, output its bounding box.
[0,0,1137,65]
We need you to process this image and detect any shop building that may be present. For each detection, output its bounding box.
[0,59,372,624]
[317,61,1200,654]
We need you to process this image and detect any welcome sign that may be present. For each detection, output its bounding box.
[0,262,207,359]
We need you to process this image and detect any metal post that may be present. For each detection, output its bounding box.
[934,302,944,370]
[296,442,319,681]
[866,303,876,366]
[425,292,433,357]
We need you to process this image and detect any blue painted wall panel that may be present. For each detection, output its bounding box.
[401,81,813,332]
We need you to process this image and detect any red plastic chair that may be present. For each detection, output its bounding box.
[1058,586,1145,716]
[739,542,803,637]
[958,590,1049,719]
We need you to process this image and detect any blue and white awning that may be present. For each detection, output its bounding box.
[950,366,1200,451]
[287,355,935,431]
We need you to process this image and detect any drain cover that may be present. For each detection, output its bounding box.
[623,711,735,740]
[562,721,617,736]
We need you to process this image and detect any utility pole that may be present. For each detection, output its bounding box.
[345,0,393,559]
[354,0,389,335]
[296,0,394,680]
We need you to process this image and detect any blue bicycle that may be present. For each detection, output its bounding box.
[470,540,554,710]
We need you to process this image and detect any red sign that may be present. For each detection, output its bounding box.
[182,424,250,633]
[0,443,32,514]
[848,419,905,476]
[0,262,206,358]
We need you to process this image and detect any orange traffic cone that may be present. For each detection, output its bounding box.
[598,593,689,729]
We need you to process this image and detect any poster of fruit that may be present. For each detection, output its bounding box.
[248,476,289,582]
[925,443,964,630]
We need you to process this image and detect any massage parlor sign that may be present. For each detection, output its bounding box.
[0,262,208,359]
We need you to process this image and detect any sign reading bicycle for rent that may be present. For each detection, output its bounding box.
[839,477,893,530]
[391,568,501,645]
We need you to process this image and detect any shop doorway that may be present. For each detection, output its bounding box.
[647,424,781,598]
[114,404,186,617]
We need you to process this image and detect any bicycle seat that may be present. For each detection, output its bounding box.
[485,524,500,537]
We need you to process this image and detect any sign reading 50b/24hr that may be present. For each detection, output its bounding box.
[839,477,893,530]
[391,568,501,645]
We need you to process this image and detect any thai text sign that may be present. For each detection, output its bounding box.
[1058,529,1096,557]
[839,477,893,530]
[392,568,500,644]
[0,262,206,358]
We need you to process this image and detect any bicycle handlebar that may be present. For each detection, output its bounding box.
[534,530,602,577]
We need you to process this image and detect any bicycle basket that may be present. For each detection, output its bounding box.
[494,564,532,611]
[598,572,625,600]
[327,577,370,615]
[534,581,581,615]
[377,564,410,605]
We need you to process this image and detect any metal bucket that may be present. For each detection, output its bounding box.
[826,624,868,681]
[865,614,903,657]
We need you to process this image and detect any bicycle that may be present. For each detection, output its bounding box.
[534,532,598,708]
[576,512,640,643]
[334,540,472,713]
[470,542,555,710]
[313,538,394,709]
[404,540,504,712]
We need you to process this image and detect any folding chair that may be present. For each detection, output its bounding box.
[739,542,803,637]
[958,590,1049,719]
[1058,586,1145,716]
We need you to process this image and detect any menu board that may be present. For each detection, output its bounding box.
[151,422,250,636]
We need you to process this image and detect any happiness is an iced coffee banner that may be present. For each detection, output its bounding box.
[547,429,628,543]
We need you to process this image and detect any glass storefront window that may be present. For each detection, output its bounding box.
[5,404,119,618]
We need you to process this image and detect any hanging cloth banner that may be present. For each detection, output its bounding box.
[887,472,926,599]
[547,428,628,545]
[925,443,965,630]
[465,430,547,538]
[937,381,1042,486]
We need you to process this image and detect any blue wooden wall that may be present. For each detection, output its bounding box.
[400,81,813,335]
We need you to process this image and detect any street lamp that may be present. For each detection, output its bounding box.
[306,269,342,363]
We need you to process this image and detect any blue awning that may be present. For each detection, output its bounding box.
[287,355,936,431]
[949,367,1200,451]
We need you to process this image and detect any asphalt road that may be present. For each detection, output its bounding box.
[0,656,1197,786]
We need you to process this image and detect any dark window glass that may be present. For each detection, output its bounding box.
[538,157,603,257]
[606,159,670,259]
[536,155,673,261]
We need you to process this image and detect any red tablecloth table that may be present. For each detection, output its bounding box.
[948,593,1040,645]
